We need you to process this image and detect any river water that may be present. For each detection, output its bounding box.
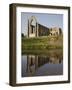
[21,50,63,77]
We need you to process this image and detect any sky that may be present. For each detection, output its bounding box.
[21,12,63,35]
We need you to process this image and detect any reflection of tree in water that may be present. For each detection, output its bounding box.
[26,50,63,76]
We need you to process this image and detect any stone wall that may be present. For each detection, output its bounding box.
[38,24,50,36]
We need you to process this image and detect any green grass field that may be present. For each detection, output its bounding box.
[22,35,63,53]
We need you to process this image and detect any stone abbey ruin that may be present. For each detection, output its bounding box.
[27,16,62,38]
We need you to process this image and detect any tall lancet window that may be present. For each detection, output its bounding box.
[30,17,36,34]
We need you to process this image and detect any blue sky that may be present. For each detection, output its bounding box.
[21,12,63,35]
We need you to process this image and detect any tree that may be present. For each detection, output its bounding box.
[21,33,24,37]
[59,28,62,35]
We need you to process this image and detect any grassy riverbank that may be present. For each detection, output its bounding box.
[22,35,63,53]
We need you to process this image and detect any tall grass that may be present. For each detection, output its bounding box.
[22,35,63,51]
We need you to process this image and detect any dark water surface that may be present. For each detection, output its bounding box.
[21,50,63,77]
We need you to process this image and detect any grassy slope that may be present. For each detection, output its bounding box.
[22,35,63,52]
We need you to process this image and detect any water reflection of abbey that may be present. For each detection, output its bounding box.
[27,54,63,75]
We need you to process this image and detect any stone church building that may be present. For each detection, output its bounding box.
[27,16,62,38]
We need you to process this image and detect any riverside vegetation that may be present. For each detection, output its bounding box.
[22,35,63,54]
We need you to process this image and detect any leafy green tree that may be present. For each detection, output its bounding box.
[21,33,24,37]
